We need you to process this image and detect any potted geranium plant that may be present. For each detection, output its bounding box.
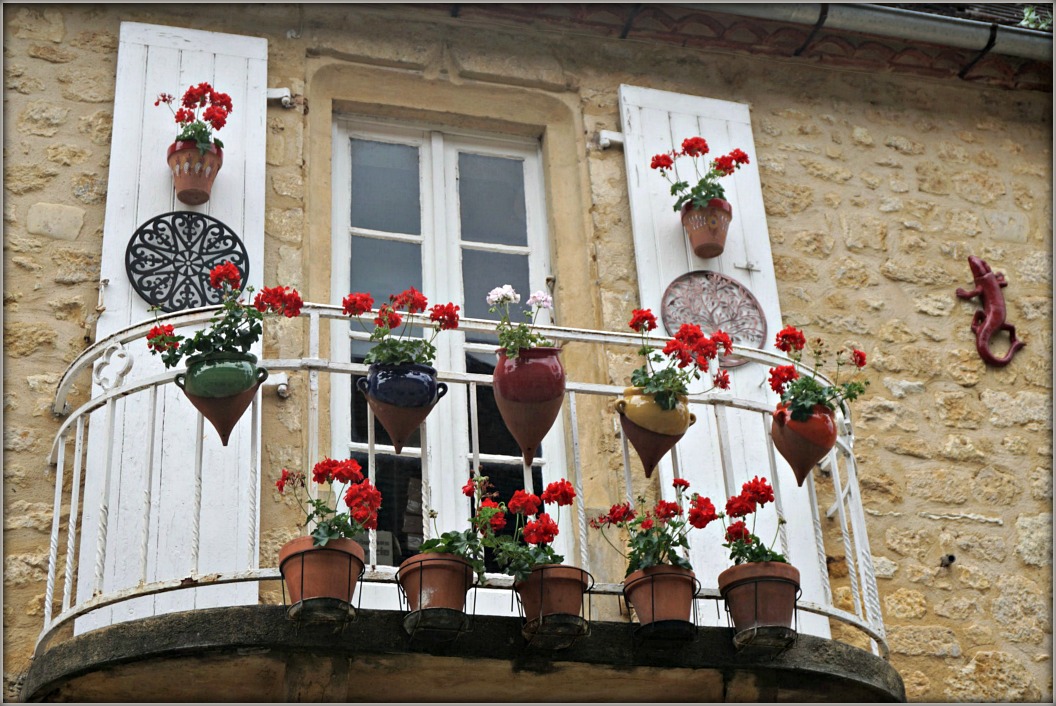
[274,457,383,612]
[617,308,732,476]
[486,478,591,628]
[395,474,496,620]
[343,287,460,454]
[710,476,800,637]
[767,325,869,485]
[155,82,232,204]
[650,136,750,258]
[146,261,302,445]
[591,478,713,625]
[486,285,565,465]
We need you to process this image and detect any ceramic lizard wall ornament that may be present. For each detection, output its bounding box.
[955,256,1025,367]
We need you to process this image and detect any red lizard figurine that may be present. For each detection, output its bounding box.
[955,256,1025,367]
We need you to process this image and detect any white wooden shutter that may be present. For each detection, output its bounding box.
[78,22,267,632]
[619,85,829,637]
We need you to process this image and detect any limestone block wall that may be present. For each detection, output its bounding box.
[3,4,1051,702]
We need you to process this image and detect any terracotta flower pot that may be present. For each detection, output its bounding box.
[681,198,732,259]
[397,552,474,612]
[513,564,590,621]
[167,140,223,205]
[615,386,696,477]
[623,564,697,625]
[492,347,566,466]
[278,536,365,605]
[771,403,838,486]
[356,363,448,454]
[717,561,800,633]
[174,352,268,446]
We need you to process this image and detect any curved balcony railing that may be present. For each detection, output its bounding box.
[39,302,887,659]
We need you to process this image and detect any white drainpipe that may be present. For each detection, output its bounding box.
[693,3,1052,63]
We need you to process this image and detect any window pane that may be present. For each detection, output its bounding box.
[458,153,527,247]
[462,250,530,345]
[350,138,420,235]
[349,236,422,359]
[350,451,422,567]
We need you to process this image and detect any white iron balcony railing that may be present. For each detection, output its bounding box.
[40,302,887,658]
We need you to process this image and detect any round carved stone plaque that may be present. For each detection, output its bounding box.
[660,270,767,369]
[125,211,249,312]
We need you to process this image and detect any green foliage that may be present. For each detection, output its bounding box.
[152,284,263,369]
[176,120,224,154]
[489,299,554,359]
[489,536,564,584]
[1021,5,1053,30]
[364,326,437,366]
[724,537,787,565]
[419,528,487,582]
[782,374,868,422]
[631,356,692,411]
[624,513,693,574]
[670,177,726,212]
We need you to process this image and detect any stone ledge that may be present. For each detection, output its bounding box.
[22,605,905,702]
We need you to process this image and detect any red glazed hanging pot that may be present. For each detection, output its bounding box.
[615,386,696,477]
[492,347,565,466]
[167,140,223,205]
[681,198,732,259]
[717,561,800,633]
[770,403,837,486]
[623,564,697,625]
[397,552,474,612]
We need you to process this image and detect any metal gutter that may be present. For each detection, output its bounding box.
[693,3,1053,62]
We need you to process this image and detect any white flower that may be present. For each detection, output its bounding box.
[527,291,553,310]
[486,285,520,306]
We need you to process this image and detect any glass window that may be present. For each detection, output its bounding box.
[458,152,527,246]
[349,138,421,234]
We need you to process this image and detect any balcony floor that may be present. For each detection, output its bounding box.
[23,605,904,702]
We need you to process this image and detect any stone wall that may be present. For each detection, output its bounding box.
[3,4,1051,702]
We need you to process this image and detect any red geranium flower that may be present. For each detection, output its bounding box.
[713,370,731,390]
[672,478,690,491]
[342,292,374,317]
[728,148,750,165]
[476,498,506,533]
[741,476,774,507]
[209,261,241,291]
[374,304,402,330]
[650,153,674,170]
[522,513,559,545]
[146,324,178,352]
[681,136,709,157]
[640,518,655,530]
[851,349,867,368]
[725,520,752,543]
[392,287,428,314]
[253,286,303,318]
[768,364,799,395]
[688,495,718,529]
[541,479,576,507]
[774,325,806,353]
[344,480,382,531]
[507,489,541,516]
[628,308,658,333]
[725,492,756,518]
[428,302,460,331]
[461,477,476,498]
[654,499,682,522]
[330,459,364,485]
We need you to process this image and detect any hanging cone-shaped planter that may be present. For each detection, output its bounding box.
[681,198,732,259]
[174,352,268,446]
[615,387,695,477]
[770,403,838,486]
[492,348,565,466]
[356,363,447,454]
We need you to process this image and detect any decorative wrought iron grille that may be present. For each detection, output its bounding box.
[125,211,250,312]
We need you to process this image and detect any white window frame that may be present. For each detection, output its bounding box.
[329,117,570,612]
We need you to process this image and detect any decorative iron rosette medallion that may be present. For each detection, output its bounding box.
[125,211,249,312]
[660,271,767,369]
